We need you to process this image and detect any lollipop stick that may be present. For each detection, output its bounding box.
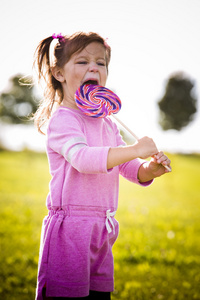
[111,114,139,140]
[111,114,171,172]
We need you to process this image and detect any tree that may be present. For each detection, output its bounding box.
[157,72,198,131]
[0,74,39,124]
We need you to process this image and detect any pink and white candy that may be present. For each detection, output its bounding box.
[75,84,121,118]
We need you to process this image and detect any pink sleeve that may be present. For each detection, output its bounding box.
[47,110,110,174]
[70,146,110,174]
[119,159,153,186]
[111,120,126,147]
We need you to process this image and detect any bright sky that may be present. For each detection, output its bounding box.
[1,0,200,152]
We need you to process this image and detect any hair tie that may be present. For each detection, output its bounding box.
[104,37,109,48]
[52,33,65,43]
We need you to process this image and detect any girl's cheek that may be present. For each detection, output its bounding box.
[74,65,85,76]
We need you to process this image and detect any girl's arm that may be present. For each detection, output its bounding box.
[107,136,171,182]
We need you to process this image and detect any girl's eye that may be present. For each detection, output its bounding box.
[97,62,106,66]
[77,61,87,65]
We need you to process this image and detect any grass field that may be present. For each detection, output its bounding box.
[0,151,200,300]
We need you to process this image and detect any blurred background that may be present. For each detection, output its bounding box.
[1,1,200,299]
[0,0,199,153]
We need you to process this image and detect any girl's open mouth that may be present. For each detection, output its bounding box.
[82,80,99,86]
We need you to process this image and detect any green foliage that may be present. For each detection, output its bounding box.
[0,151,200,299]
[0,151,49,299]
[0,74,39,124]
[158,72,198,131]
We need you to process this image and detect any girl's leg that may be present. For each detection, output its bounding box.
[53,297,89,299]
[53,295,89,299]
[53,290,111,300]
[53,296,89,300]
[89,290,111,300]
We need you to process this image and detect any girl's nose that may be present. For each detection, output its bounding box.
[89,62,98,72]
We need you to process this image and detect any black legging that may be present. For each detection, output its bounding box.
[53,290,111,299]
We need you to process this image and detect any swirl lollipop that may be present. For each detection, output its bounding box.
[75,84,121,118]
[75,84,139,140]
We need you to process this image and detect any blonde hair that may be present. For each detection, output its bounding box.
[33,32,111,133]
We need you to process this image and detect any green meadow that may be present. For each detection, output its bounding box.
[0,151,200,300]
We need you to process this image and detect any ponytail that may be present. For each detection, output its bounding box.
[34,36,52,81]
[33,36,63,134]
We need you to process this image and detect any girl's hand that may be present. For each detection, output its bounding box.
[149,151,171,176]
[138,150,171,183]
[135,136,159,159]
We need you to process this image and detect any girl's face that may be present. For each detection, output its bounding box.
[58,42,108,109]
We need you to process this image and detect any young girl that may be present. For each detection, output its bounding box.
[33,32,171,300]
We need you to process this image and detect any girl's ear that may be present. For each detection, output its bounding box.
[51,66,65,83]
